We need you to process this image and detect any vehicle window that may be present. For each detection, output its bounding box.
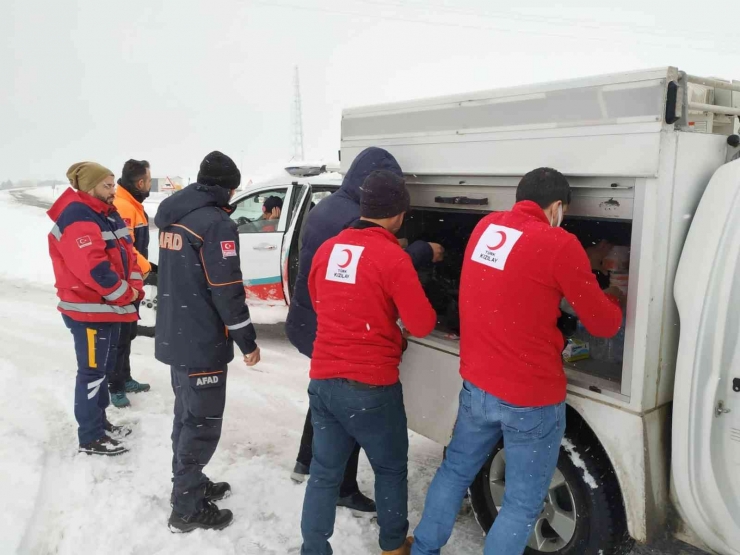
[231,188,288,233]
[311,190,333,206]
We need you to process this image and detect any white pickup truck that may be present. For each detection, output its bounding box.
[337,67,740,555]
[141,67,740,555]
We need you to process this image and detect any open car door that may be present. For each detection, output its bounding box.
[673,159,740,555]
[230,184,304,304]
[281,183,312,304]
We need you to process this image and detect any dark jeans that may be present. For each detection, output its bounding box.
[109,321,137,393]
[62,315,121,445]
[170,365,227,517]
[298,408,361,497]
[301,378,409,555]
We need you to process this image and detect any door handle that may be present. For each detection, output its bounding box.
[253,243,277,251]
[715,400,731,417]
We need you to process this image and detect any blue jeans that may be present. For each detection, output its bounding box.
[63,315,121,445]
[301,378,409,555]
[413,381,566,555]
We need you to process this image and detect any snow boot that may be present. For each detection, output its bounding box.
[291,461,310,483]
[110,392,131,408]
[125,379,150,393]
[204,480,231,502]
[337,491,377,518]
[168,500,233,533]
[104,419,132,439]
[381,537,413,555]
[79,436,129,456]
[170,480,231,507]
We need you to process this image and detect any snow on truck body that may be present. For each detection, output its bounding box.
[340,67,740,555]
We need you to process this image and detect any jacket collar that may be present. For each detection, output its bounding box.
[512,200,551,225]
[349,219,399,243]
[48,187,116,221]
[115,185,143,210]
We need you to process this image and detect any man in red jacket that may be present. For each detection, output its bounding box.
[301,170,437,555]
[48,162,145,456]
[412,168,624,555]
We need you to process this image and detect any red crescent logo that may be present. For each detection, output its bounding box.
[486,231,507,251]
[338,249,353,268]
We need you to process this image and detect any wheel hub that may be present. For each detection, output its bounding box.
[487,450,577,553]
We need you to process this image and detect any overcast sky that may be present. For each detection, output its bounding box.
[1,0,738,183]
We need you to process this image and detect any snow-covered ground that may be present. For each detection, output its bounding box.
[0,190,485,554]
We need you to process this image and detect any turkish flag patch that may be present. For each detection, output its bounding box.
[76,236,93,249]
[123,217,132,227]
[220,240,237,258]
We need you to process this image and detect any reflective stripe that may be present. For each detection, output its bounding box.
[130,272,143,281]
[134,223,147,228]
[101,231,116,241]
[58,301,137,315]
[50,224,62,241]
[101,229,130,241]
[115,228,130,239]
[104,281,129,301]
[227,318,253,331]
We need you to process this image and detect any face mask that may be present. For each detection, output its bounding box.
[550,204,563,228]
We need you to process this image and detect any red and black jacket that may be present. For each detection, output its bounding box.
[47,188,144,323]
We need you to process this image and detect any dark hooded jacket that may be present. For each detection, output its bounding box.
[285,147,433,357]
[154,183,257,368]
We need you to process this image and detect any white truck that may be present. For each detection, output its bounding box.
[336,67,740,555]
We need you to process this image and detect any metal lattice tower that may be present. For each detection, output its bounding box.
[292,66,305,161]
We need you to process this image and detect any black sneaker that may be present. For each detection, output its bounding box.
[168,501,233,533]
[170,480,231,507]
[337,491,377,518]
[290,461,310,483]
[79,436,128,456]
[103,419,132,439]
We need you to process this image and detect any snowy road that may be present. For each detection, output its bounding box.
[0,189,703,555]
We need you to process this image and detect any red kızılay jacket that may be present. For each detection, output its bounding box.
[48,187,144,322]
[459,200,623,407]
[309,221,437,385]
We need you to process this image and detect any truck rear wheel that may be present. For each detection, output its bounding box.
[469,430,631,555]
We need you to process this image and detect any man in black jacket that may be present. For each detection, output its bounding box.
[285,147,444,515]
[155,151,261,533]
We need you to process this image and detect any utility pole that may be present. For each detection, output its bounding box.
[292,65,305,161]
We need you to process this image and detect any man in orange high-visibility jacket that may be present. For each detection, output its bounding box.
[110,159,154,408]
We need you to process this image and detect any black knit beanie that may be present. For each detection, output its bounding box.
[197,151,241,190]
[360,170,410,219]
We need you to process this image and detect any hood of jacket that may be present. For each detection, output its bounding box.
[154,183,232,228]
[338,147,402,204]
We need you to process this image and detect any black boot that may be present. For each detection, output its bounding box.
[204,480,231,502]
[291,461,310,483]
[104,419,132,439]
[337,491,377,518]
[171,480,231,507]
[168,500,233,533]
[79,436,128,456]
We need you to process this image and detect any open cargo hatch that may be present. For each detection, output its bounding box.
[400,178,635,397]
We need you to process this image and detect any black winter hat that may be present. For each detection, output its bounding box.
[197,151,241,190]
[360,170,410,219]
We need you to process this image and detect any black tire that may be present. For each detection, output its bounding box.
[469,428,632,555]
